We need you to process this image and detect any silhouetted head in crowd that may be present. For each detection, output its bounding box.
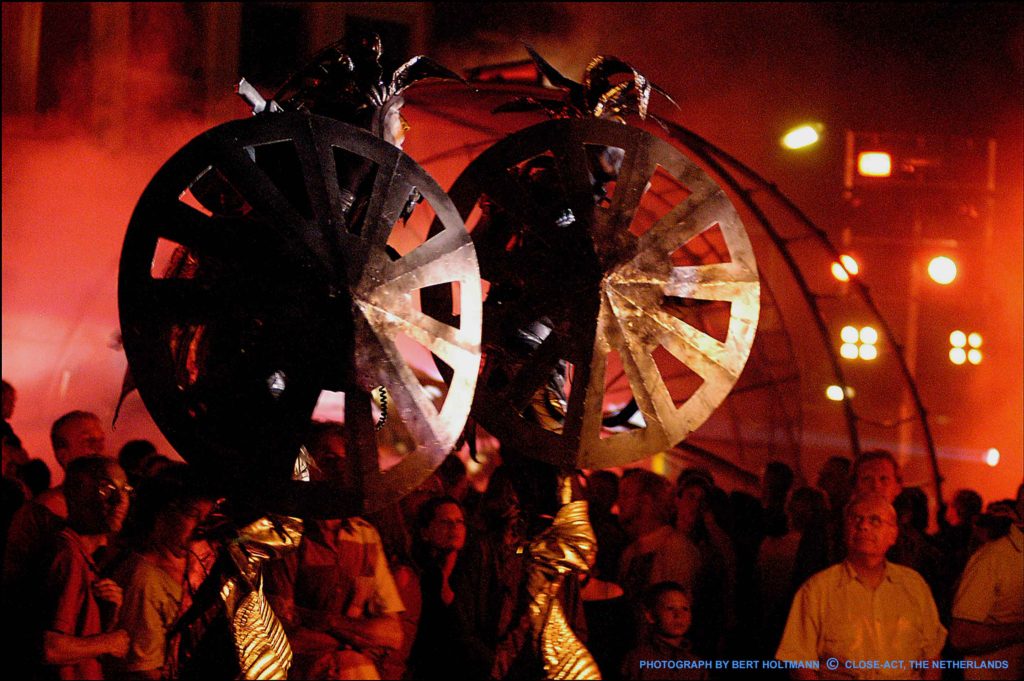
[1,379,14,421]
[64,456,131,536]
[851,449,902,504]
[677,467,715,489]
[492,448,561,537]
[17,458,52,498]
[619,469,672,534]
[950,488,983,526]
[2,431,29,477]
[127,464,216,558]
[586,469,620,516]
[729,490,764,536]
[643,581,693,644]
[479,463,524,543]
[51,410,106,470]
[117,439,158,485]
[973,508,1014,543]
[787,486,827,533]
[843,493,898,562]
[893,486,929,532]
[762,460,794,507]
[305,421,351,488]
[674,474,711,534]
[816,456,852,509]
[436,453,470,502]
[416,495,466,556]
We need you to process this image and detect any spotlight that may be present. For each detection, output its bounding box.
[839,325,879,360]
[858,344,878,361]
[928,256,957,285]
[949,331,982,365]
[985,448,1000,467]
[831,254,860,282]
[857,151,892,177]
[826,385,845,401]
[782,124,822,150]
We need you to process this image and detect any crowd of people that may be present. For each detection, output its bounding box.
[1,380,1022,680]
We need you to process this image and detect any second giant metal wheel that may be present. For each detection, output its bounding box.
[424,118,759,469]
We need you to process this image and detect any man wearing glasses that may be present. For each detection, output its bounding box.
[41,456,132,679]
[3,411,112,678]
[775,494,946,680]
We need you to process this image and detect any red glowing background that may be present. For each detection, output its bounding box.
[3,4,1021,504]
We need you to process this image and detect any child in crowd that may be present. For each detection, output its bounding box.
[622,581,707,680]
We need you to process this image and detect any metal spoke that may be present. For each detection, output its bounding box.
[595,139,658,244]
[295,119,347,227]
[213,143,309,230]
[606,294,676,436]
[360,155,410,247]
[152,201,247,260]
[648,306,740,383]
[141,278,221,323]
[356,301,478,378]
[637,185,724,259]
[385,228,473,287]
[664,262,758,301]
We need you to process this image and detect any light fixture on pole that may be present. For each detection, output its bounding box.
[840,325,879,361]
[782,123,823,150]
[831,254,860,282]
[949,330,982,365]
[857,151,892,177]
[826,385,855,401]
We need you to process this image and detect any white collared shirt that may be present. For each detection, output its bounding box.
[777,561,946,679]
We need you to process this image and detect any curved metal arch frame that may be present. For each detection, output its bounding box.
[661,121,943,500]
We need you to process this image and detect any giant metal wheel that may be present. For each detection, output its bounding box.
[423,118,760,469]
[119,112,481,515]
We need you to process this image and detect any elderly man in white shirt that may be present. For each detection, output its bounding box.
[776,493,945,680]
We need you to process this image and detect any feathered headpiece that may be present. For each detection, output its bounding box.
[273,34,466,138]
[493,43,678,126]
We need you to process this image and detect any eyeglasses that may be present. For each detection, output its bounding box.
[97,482,134,502]
[848,513,893,529]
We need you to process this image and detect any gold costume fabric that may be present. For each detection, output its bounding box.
[219,515,304,680]
[525,484,602,680]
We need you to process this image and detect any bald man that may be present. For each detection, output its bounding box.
[776,494,946,680]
